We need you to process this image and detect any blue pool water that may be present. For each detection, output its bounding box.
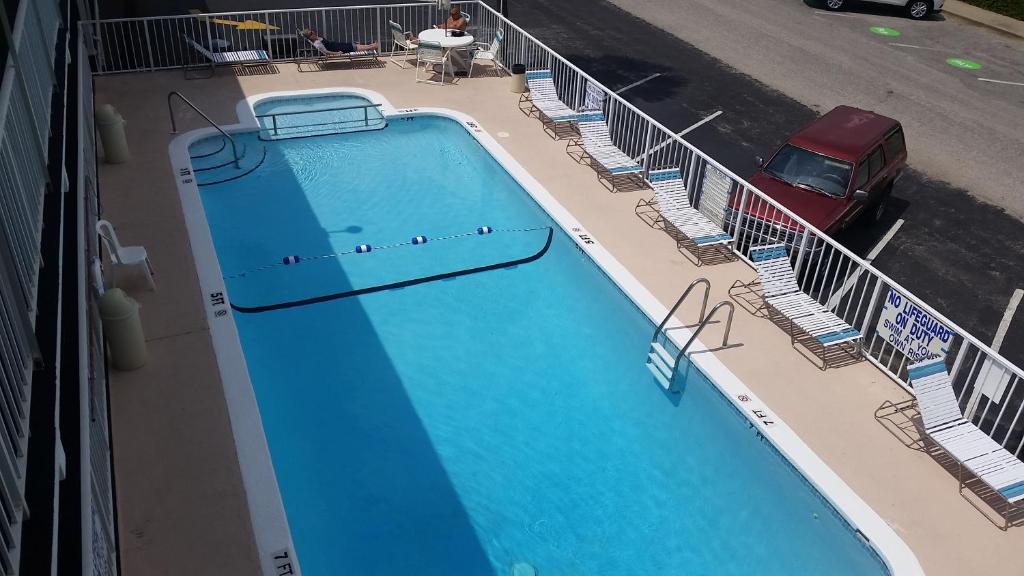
[193,113,889,575]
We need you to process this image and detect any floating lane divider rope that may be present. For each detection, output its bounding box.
[228,225,554,314]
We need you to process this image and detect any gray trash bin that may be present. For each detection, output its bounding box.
[510,63,527,94]
[95,104,130,164]
[99,288,147,370]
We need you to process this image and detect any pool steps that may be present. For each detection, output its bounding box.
[646,342,676,391]
[189,137,267,186]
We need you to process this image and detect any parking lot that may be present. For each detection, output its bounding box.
[503,0,1024,367]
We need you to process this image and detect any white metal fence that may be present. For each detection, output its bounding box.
[0,0,64,572]
[78,32,118,576]
[78,1,1024,457]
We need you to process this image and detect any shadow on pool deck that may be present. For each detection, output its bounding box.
[97,66,491,576]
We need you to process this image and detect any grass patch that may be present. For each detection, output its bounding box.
[959,0,1024,20]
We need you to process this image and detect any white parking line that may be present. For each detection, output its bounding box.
[678,110,724,136]
[633,111,723,161]
[992,289,1023,352]
[978,78,1024,87]
[616,73,661,95]
[887,42,944,51]
[826,219,904,309]
[866,218,904,262]
[814,10,856,17]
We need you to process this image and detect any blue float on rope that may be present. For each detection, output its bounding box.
[355,244,372,254]
[412,235,428,245]
[477,226,493,235]
[282,255,301,265]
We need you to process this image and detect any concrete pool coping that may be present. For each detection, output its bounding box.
[95,64,1024,576]
[170,87,918,575]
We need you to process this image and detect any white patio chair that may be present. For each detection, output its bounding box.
[566,111,645,192]
[908,357,1024,529]
[96,219,156,291]
[388,20,417,69]
[518,69,577,139]
[468,29,504,78]
[415,41,451,85]
[635,168,733,265]
[747,243,861,369]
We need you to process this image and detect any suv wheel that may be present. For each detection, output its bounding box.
[906,0,932,19]
[824,0,845,10]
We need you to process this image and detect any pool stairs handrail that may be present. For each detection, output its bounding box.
[253,102,386,140]
[675,301,735,366]
[647,297,735,392]
[646,278,710,390]
[168,91,241,169]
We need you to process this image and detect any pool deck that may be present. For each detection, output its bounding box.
[94,60,1023,576]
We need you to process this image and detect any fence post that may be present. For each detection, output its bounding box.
[264,11,273,61]
[144,20,155,71]
[732,186,749,244]
[641,122,654,176]
[793,229,810,277]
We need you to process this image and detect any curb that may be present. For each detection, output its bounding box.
[942,0,1024,39]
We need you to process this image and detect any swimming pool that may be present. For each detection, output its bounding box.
[172,90,919,575]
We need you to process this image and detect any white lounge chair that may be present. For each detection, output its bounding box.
[296,30,379,70]
[183,35,269,79]
[415,41,451,85]
[747,243,861,369]
[908,357,1024,529]
[636,168,733,265]
[518,69,577,139]
[388,20,417,68]
[567,111,645,193]
[468,29,504,78]
[96,219,156,291]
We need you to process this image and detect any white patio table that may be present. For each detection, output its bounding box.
[418,28,474,74]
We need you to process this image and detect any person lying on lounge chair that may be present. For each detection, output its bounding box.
[300,29,379,54]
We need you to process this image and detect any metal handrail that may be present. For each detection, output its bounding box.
[256,103,384,137]
[252,102,383,119]
[651,277,710,343]
[675,301,735,366]
[167,91,240,168]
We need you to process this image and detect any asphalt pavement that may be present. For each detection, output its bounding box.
[503,0,1024,366]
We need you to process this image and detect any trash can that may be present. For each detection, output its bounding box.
[95,104,130,164]
[510,63,527,94]
[99,288,147,370]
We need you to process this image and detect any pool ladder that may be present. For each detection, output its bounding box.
[167,91,241,168]
[646,278,735,392]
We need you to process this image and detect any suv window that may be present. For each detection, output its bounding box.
[884,128,906,158]
[867,146,885,180]
[853,159,870,191]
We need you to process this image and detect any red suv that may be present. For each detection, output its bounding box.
[729,106,907,247]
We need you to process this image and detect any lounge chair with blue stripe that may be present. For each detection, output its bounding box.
[183,35,271,79]
[748,243,862,369]
[908,357,1024,529]
[518,69,578,139]
[567,111,646,193]
[636,168,733,265]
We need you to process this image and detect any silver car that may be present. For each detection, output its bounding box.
[823,0,944,19]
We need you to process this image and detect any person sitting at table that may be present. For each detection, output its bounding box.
[434,5,467,31]
[300,29,379,54]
